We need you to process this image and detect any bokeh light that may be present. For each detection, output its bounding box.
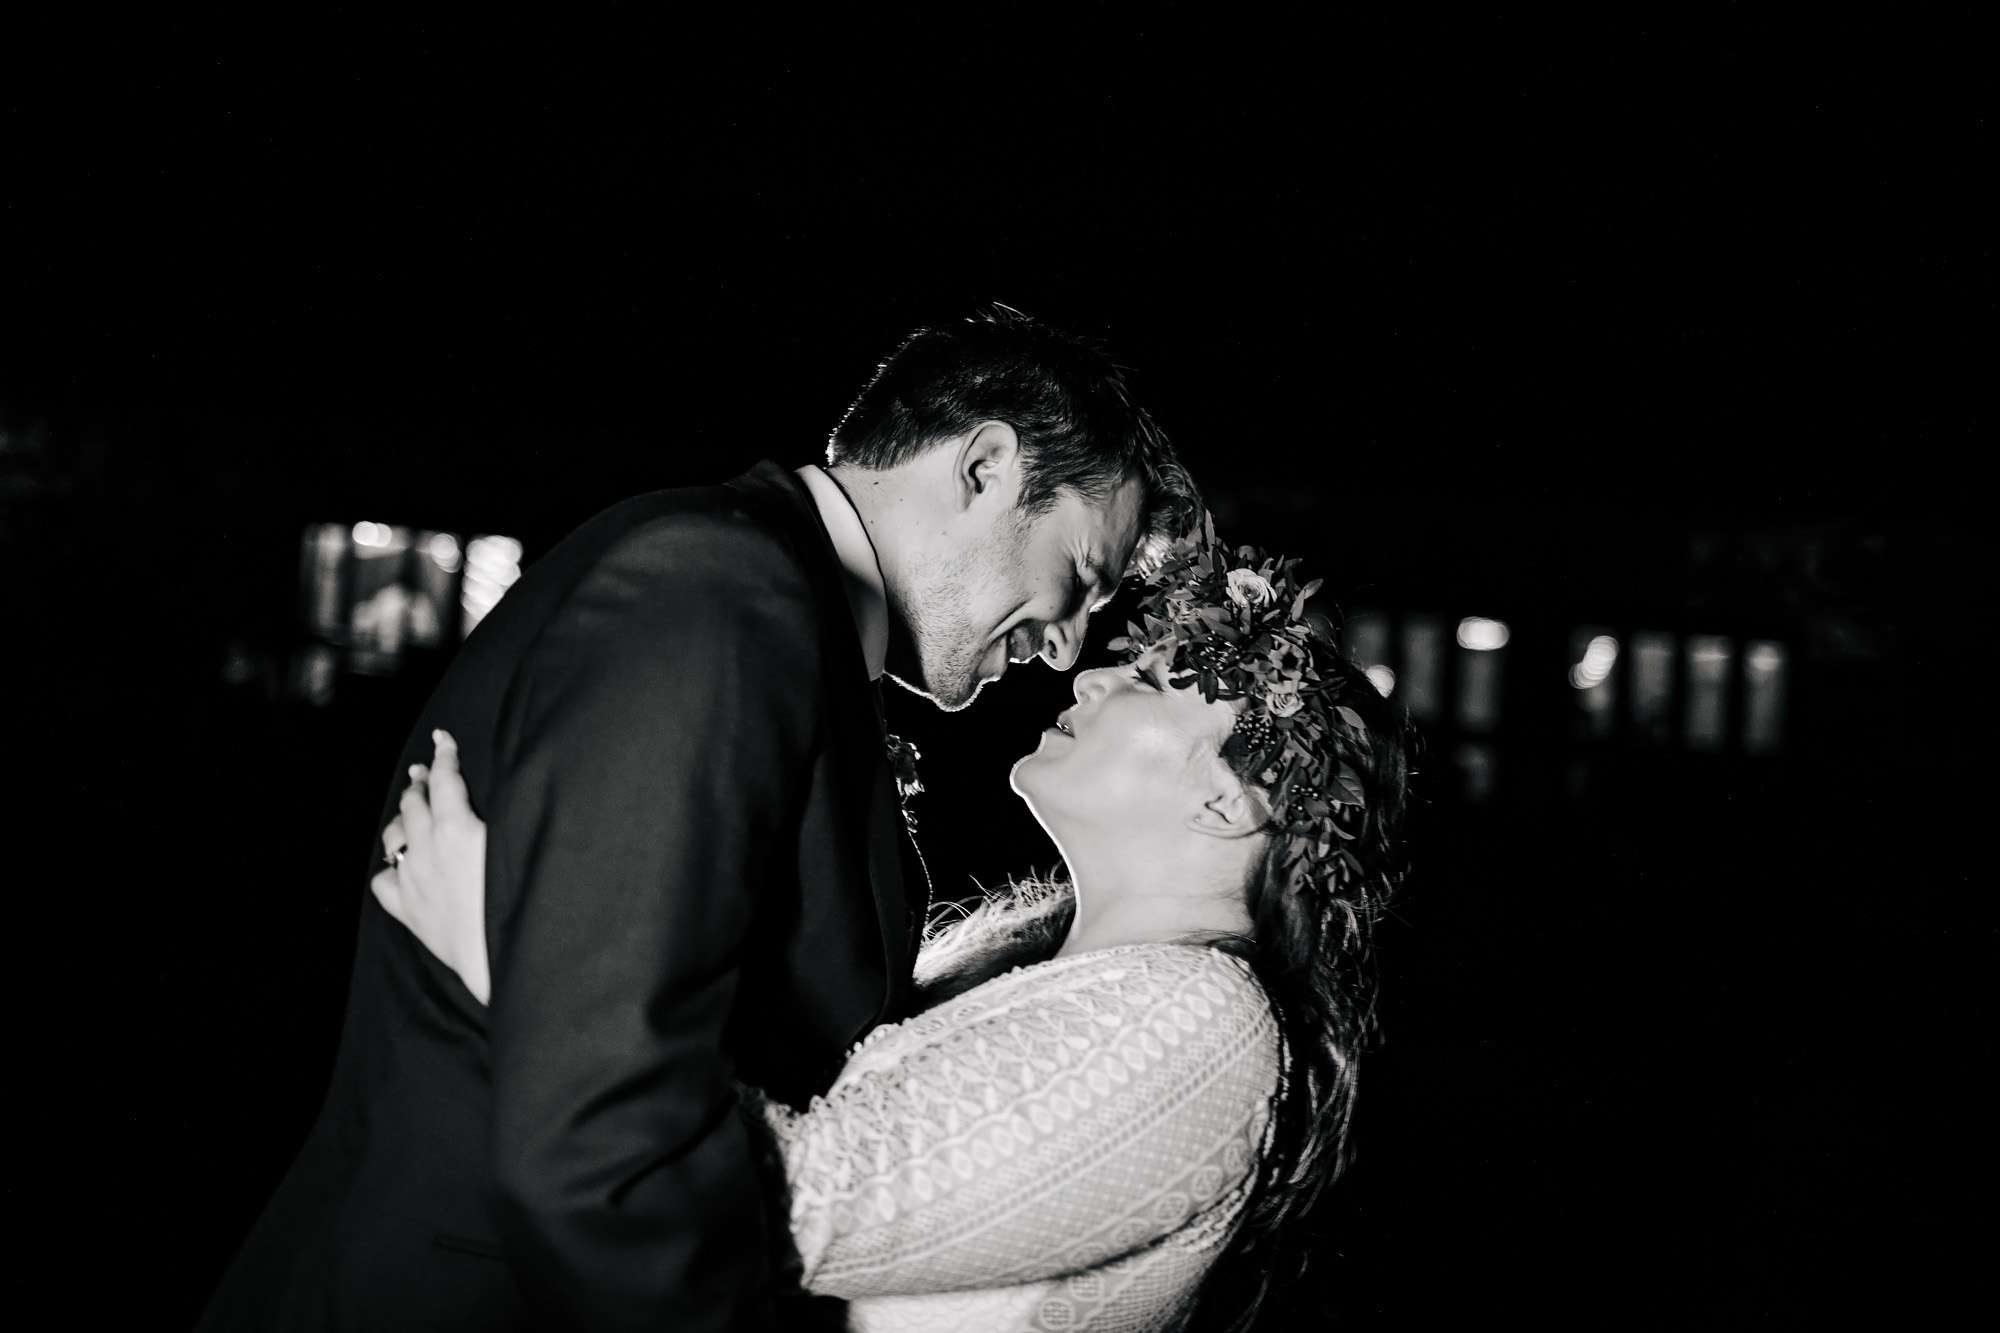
[461,534,524,636]
[1569,634,1620,690]
[1456,616,1510,651]
[427,531,463,573]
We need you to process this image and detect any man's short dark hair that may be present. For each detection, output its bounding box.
[827,305,1199,565]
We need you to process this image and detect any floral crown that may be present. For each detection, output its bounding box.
[1106,511,1380,911]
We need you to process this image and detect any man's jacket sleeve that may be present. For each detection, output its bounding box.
[485,513,819,1331]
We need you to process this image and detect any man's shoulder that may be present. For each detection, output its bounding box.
[563,464,827,588]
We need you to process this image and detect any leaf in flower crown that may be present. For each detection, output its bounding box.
[1107,636,1133,653]
[1335,704,1367,733]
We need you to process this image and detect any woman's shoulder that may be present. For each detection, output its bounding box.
[1026,940,1268,1005]
[907,942,1276,1059]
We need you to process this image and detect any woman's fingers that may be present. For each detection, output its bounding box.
[428,730,474,823]
[398,764,434,848]
[370,866,406,926]
[380,814,408,859]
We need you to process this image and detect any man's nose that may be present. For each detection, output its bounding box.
[1040,619,1082,672]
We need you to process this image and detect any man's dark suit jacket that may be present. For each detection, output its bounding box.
[199,462,919,1331]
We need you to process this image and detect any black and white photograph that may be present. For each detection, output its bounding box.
[2,8,1984,1329]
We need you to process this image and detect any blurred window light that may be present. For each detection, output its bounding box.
[299,523,349,637]
[1454,613,1505,732]
[1456,616,1510,651]
[1630,631,1677,743]
[352,521,411,560]
[1365,664,1397,697]
[467,534,523,569]
[396,531,459,649]
[1568,627,1619,739]
[1743,639,1789,755]
[351,584,413,668]
[1399,616,1444,720]
[291,643,338,707]
[297,519,480,670]
[1454,742,1497,804]
[462,534,524,637]
[346,523,416,670]
[1341,611,1391,676]
[1684,635,1733,751]
[221,639,264,689]
[1457,645,1502,732]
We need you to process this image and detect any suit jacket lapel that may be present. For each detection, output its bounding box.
[725,463,914,1012]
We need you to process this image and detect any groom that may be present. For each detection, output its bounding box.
[199,307,1197,1331]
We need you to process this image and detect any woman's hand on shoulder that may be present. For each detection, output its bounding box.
[373,730,493,1005]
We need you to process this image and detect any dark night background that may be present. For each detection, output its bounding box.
[2,8,1987,1328]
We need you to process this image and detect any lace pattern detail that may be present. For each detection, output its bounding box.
[759,943,1282,1332]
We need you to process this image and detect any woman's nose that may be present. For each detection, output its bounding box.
[1072,665,1117,703]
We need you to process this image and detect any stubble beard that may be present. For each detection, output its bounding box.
[895,520,1023,713]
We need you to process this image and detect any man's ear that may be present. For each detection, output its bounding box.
[954,420,1021,511]
[1188,777,1272,841]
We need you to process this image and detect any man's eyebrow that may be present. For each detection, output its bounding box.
[1080,550,1116,609]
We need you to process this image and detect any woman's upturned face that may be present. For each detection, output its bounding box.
[1010,645,1247,839]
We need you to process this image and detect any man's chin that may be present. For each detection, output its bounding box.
[882,668,983,713]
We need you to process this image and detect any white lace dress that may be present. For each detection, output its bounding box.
[756,942,1283,1332]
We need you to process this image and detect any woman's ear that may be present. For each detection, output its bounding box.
[1188,775,1271,841]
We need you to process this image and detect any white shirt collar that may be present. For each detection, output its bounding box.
[796,464,888,682]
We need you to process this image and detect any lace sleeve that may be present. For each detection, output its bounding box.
[757,945,1280,1300]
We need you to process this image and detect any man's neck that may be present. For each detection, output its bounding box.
[824,461,910,576]
[796,463,889,681]
[826,460,930,680]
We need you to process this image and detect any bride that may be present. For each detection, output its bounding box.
[374,520,1413,1331]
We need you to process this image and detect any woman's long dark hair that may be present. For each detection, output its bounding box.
[910,648,1415,1331]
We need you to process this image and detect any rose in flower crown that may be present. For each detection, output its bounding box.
[1106,510,1405,920]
